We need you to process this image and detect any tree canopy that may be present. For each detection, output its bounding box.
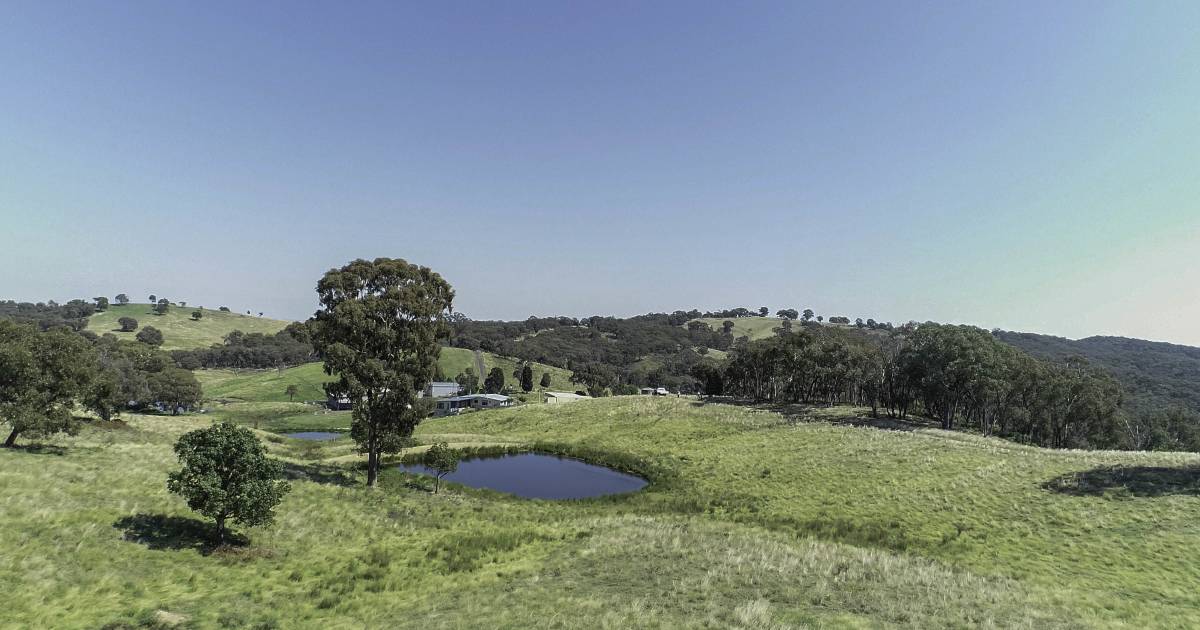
[310,257,454,486]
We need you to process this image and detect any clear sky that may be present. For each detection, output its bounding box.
[2,2,1198,344]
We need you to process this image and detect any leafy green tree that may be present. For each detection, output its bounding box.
[310,257,454,487]
[722,320,735,334]
[115,294,130,305]
[154,299,170,315]
[136,326,163,346]
[148,367,202,414]
[94,297,109,311]
[148,295,156,303]
[167,423,290,544]
[118,317,138,332]
[802,309,814,322]
[520,364,534,393]
[179,301,186,307]
[758,306,769,317]
[455,368,479,394]
[424,442,460,494]
[219,306,231,312]
[539,372,551,389]
[0,322,97,447]
[191,310,203,321]
[285,384,298,402]
[776,309,798,320]
[570,363,617,397]
[484,367,505,394]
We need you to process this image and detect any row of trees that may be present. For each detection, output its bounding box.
[171,326,316,370]
[718,323,1127,450]
[0,322,202,447]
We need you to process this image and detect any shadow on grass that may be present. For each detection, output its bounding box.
[282,462,359,487]
[4,443,68,456]
[114,514,243,554]
[1044,466,1200,497]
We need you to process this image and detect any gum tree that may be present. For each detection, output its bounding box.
[310,258,454,487]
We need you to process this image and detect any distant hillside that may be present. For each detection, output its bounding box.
[995,331,1200,415]
[196,349,575,403]
[87,303,290,351]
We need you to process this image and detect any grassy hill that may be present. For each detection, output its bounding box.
[3,397,1198,627]
[87,303,290,351]
[690,316,787,341]
[195,349,576,404]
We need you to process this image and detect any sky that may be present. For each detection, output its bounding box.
[2,1,1199,344]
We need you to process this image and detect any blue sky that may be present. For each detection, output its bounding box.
[2,2,1198,344]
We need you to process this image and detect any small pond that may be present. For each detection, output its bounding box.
[284,431,343,441]
[398,452,648,499]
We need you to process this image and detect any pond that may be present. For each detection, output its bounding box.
[284,431,343,441]
[398,452,648,499]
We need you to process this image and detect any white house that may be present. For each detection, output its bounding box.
[433,393,513,416]
[544,391,588,404]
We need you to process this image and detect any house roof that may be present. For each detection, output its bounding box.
[428,381,460,388]
[545,391,587,399]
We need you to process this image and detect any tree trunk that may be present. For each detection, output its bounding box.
[434,476,440,494]
[215,515,226,545]
[3,428,18,448]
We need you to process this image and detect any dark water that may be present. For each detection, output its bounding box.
[398,453,647,499]
[284,431,343,441]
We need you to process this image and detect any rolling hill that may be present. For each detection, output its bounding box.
[195,349,576,404]
[996,331,1200,416]
[4,397,1198,626]
[87,303,290,351]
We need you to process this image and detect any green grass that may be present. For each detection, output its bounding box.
[87,303,291,351]
[4,397,1199,627]
[690,316,789,341]
[196,363,330,403]
[194,351,575,406]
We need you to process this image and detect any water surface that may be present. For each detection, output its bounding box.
[284,431,343,441]
[398,452,647,499]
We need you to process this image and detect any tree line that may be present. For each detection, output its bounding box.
[0,321,202,447]
[715,322,1135,450]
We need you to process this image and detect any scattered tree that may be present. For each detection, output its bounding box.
[310,257,454,487]
[136,326,163,347]
[520,364,534,393]
[758,306,769,317]
[455,368,479,394]
[722,320,735,334]
[167,423,290,544]
[285,384,298,402]
[484,367,505,394]
[423,442,460,494]
[776,309,798,320]
[147,367,202,414]
[154,299,170,315]
[191,310,203,321]
[118,316,139,332]
[539,372,551,389]
[179,301,186,307]
[148,295,156,303]
[94,297,109,311]
[115,294,130,305]
[219,306,230,312]
[0,323,97,447]
[801,309,814,322]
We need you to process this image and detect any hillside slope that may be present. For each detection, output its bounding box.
[196,349,576,403]
[996,331,1200,415]
[3,398,1198,626]
[87,303,290,351]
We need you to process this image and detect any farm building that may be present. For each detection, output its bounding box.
[433,393,513,416]
[423,381,463,398]
[544,391,588,404]
[327,381,463,410]
[639,387,671,396]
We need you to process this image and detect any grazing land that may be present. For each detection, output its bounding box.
[195,350,575,406]
[2,397,1197,628]
[87,304,290,351]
